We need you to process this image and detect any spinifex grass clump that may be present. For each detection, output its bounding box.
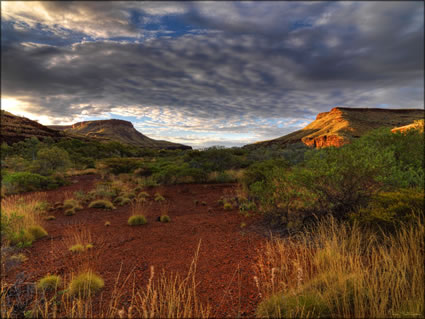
[27,225,48,240]
[63,199,82,210]
[114,196,131,206]
[64,208,76,216]
[160,215,171,223]
[88,199,115,209]
[69,271,104,298]
[69,244,86,253]
[223,202,233,210]
[37,275,62,291]
[128,215,147,226]
[154,192,165,202]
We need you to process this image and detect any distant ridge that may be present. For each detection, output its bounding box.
[49,119,191,150]
[1,110,64,144]
[244,107,424,149]
[1,111,191,150]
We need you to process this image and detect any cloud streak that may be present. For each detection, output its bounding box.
[1,1,423,147]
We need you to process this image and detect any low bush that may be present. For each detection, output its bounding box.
[37,275,62,291]
[104,221,111,227]
[68,272,104,298]
[1,172,63,194]
[100,157,142,175]
[128,215,147,226]
[44,215,56,221]
[27,225,48,240]
[350,189,424,230]
[88,200,115,210]
[160,215,171,223]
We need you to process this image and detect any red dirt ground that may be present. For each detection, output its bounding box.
[5,175,267,317]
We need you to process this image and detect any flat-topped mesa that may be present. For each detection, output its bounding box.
[72,119,134,129]
[244,107,424,149]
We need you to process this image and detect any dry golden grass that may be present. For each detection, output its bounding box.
[1,193,48,246]
[1,243,210,318]
[254,215,424,318]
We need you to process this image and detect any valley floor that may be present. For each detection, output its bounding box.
[3,175,265,317]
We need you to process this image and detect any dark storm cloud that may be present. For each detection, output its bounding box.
[1,1,423,144]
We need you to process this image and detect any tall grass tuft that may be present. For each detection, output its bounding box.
[1,193,48,247]
[254,214,424,318]
[133,241,210,318]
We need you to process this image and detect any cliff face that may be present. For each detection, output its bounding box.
[50,119,192,150]
[245,107,424,149]
[0,111,64,145]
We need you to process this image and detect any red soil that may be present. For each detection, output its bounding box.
[5,175,266,317]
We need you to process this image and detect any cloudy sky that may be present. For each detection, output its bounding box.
[1,1,424,148]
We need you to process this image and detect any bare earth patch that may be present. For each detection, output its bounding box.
[4,175,265,317]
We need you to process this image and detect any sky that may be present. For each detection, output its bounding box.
[1,1,424,148]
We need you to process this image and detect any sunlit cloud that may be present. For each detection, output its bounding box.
[1,1,423,147]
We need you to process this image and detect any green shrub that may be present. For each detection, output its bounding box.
[69,272,104,298]
[350,189,424,229]
[128,215,147,226]
[34,146,71,175]
[243,159,289,190]
[215,171,236,183]
[44,215,56,221]
[85,244,94,250]
[88,200,115,210]
[27,225,48,240]
[37,275,62,291]
[2,172,53,194]
[100,158,142,175]
[256,292,330,318]
[160,215,171,223]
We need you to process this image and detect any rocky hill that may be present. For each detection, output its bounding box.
[245,107,424,149]
[49,119,191,150]
[0,110,65,145]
